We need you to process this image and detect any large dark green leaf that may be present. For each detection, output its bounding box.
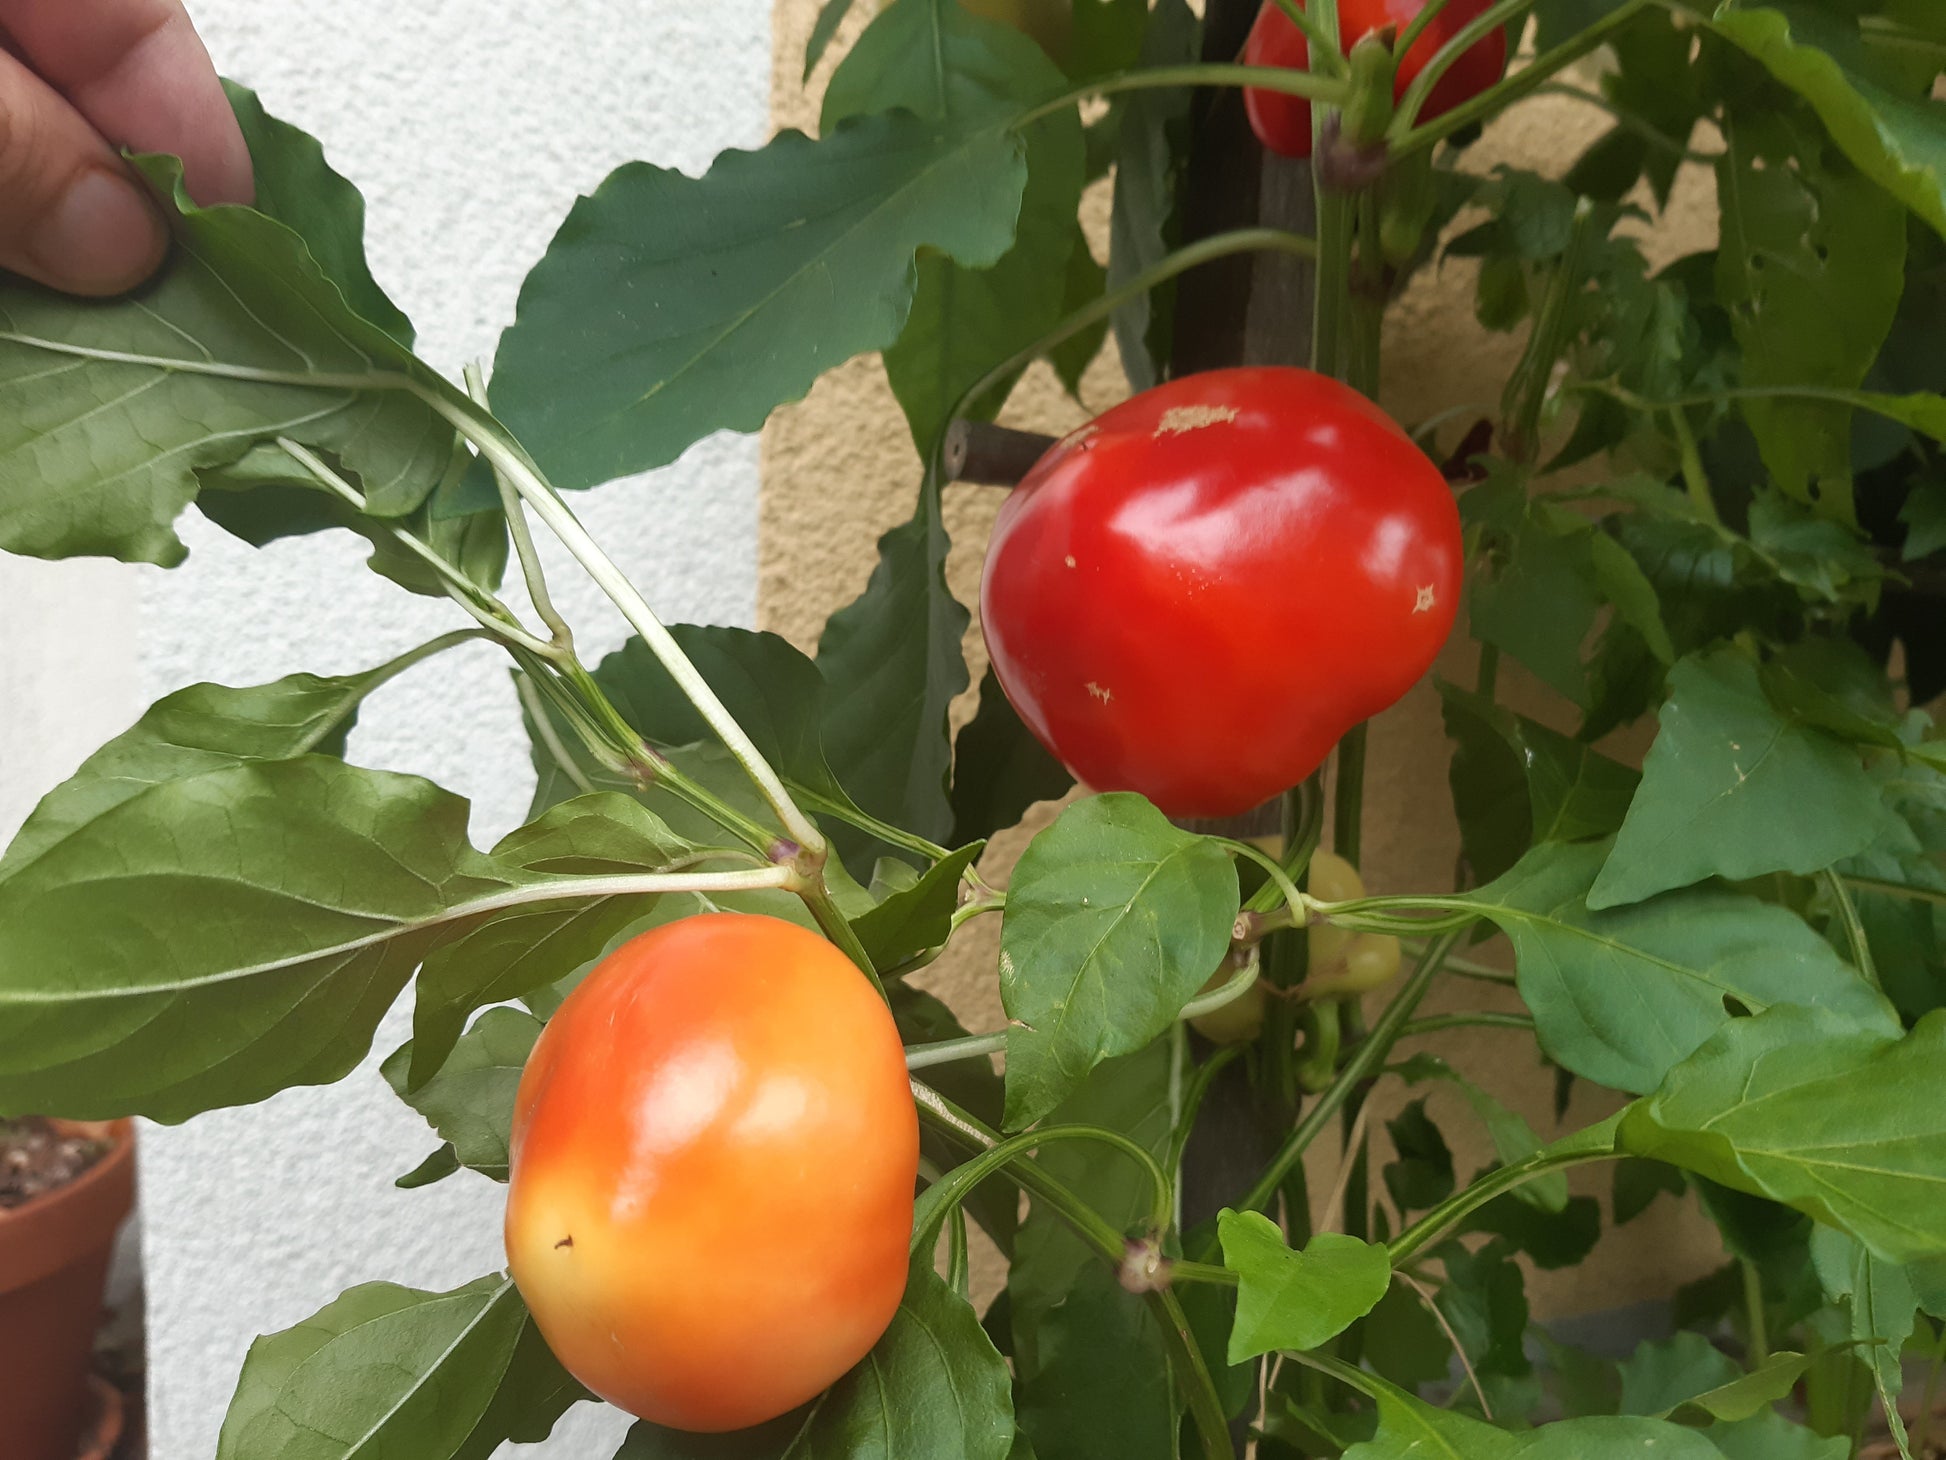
[215,1276,583,1460]
[1457,839,1897,1094]
[999,794,1238,1126]
[1714,99,1907,518]
[222,80,413,345]
[1705,2,1946,240]
[0,154,459,565]
[1009,1045,1179,1460]
[617,1255,1014,1460]
[408,793,700,1082]
[825,0,1085,455]
[382,1007,541,1184]
[1395,1052,1569,1212]
[1589,651,1912,908]
[1621,1004,1946,1264]
[486,111,1029,491]
[1707,1410,1849,1460]
[1218,1211,1390,1360]
[949,667,1074,846]
[817,485,969,867]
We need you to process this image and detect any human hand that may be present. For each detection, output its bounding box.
[1,0,251,295]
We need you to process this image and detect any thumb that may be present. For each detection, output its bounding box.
[0,46,166,296]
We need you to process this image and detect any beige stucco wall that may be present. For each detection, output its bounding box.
[764,0,1727,1322]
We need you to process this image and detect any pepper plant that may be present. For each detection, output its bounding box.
[4,0,1946,1455]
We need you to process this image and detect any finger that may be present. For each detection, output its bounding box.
[0,45,166,294]
[0,0,251,206]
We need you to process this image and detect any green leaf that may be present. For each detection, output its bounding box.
[1590,651,1913,908]
[826,0,1085,456]
[222,79,413,345]
[215,1275,584,1460]
[1438,682,1639,885]
[1704,2,1946,241]
[1613,1157,1685,1225]
[0,153,459,565]
[817,486,970,867]
[1105,0,1196,390]
[1458,839,1897,1094]
[618,1255,1014,1460]
[1395,1052,1568,1212]
[1465,1191,1603,1271]
[1902,476,1946,559]
[1008,1045,1179,1460]
[0,757,522,1121]
[408,793,700,1083]
[1707,1409,1850,1460]
[0,647,457,877]
[1621,1004,1946,1264]
[396,1144,460,1190]
[1340,1368,1725,1458]
[1616,1331,1740,1416]
[1384,1099,1457,1213]
[999,794,1239,1127]
[949,667,1073,846]
[803,0,860,78]
[1468,505,1605,706]
[1218,1212,1390,1361]
[382,1008,540,1183]
[486,110,1029,491]
[1811,1224,1919,1451]
[1714,97,1908,518]
[856,842,985,971]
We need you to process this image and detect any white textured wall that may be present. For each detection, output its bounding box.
[2,2,771,1456]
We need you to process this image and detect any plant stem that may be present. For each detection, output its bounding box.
[910,1082,1235,1460]
[1246,774,1325,916]
[1500,198,1597,464]
[514,673,599,795]
[1013,61,1351,131]
[914,1121,1175,1247]
[1393,0,1459,61]
[1741,1258,1769,1367]
[1171,1259,1241,1288]
[1390,0,1652,156]
[946,227,1318,465]
[438,402,826,857]
[1823,868,1881,993]
[1842,874,1946,909]
[1668,405,1721,527]
[1395,1011,1534,1038]
[1226,838,1308,923]
[1391,0,1540,134]
[903,954,1264,1070]
[1387,1114,1624,1266]
[464,363,575,651]
[794,788,949,863]
[1237,929,1463,1215]
[1270,0,1350,70]
[1165,1045,1245,1211]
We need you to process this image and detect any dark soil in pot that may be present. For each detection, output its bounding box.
[0,1118,136,1460]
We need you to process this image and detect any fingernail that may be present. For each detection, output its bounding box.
[30,169,167,295]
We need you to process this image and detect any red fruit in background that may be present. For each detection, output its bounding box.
[1243,0,1509,159]
[979,367,1462,820]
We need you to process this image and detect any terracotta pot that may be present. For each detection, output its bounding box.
[0,1121,136,1460]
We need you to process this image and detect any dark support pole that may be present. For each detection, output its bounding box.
[942,420,1058,485]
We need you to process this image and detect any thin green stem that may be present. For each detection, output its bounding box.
[1312,185,1352,381]
[1170,1259,1241,1289]
[1500,197,1597,464]
[910,1083,1234,1460]
[1271,0,1349,73]
[1396,1010,1534,1039]
[1476,642,1500,701]
[1387,1114,1624,1266]
[1391,0,1538,134]
[1237,929,1464,1215]
[916,1122,1175,1248]
[1226,838,1308,925]
[1668,406,1721,527]
[514,673,599,796]
[1246,774,1325,916]
[1741,1258,1769,1367]
[465,363,574,651]
[1533,82,1723,162]
[1012,62,1351,131]
[1394,0,1459,60]
[1332,725,1368,869]
[904,954,1264,1070]
[801,882,882,985]
[1390,0,1653,156]
[795,788,949,863]
[945,227,1318,466]
[1165,1045,1245,1211]
[1823,868,1881,993]
[1841,874,1946,909]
